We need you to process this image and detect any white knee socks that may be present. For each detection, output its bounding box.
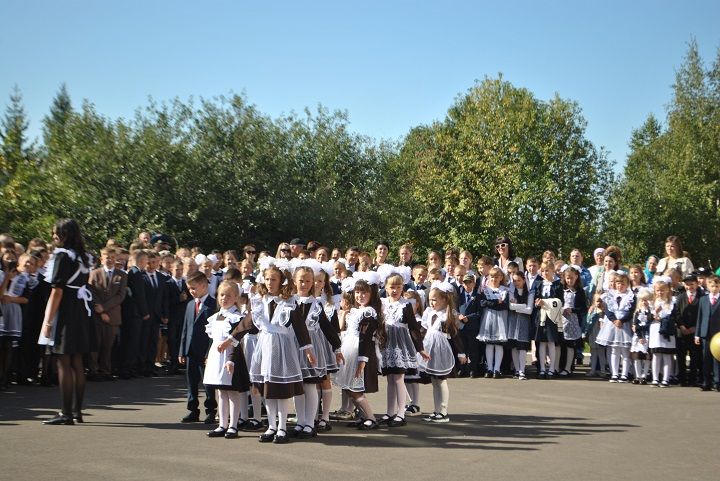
[512,349,527,374]
[303,384,319,429]
[321,389,333,421]
[277,398,289,432]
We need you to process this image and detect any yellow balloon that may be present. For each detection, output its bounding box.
[711,332,720,362]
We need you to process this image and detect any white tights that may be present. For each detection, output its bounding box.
[385,373,407,418]
[485,344,504,372]
[633,358,651,379]
[609,346,630,377]
[406,382,420,407]
[590,347,607,373]
[264,398,290,434]
[652,353,673,382]
[430,377,449,415]
[217,390,241,429]
[537,342,556,373]
[511,349,527,374]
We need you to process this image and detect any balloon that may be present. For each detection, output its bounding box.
[711,332,720,362]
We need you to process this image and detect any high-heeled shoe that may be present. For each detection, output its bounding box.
[42,414,74,425]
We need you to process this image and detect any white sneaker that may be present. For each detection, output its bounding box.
[518,372,527,380]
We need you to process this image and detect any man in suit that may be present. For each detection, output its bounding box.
[179,271,217,423]
[676,274,703,386]
[141,251,168,376]
[119,249,149,379]
[88,247,128,381]
[164,258,189,375]
[695,275,720,391]
[458,274,482,378]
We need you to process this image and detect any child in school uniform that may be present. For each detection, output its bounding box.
[631,288,653,384]
[290,262,342,439]
[402,289,428,415]
[377,271,428,427]
[584,293,607,377]
[597,271,636,383]
[533,261,563,378]
[219,260,317,444]
[508,271,534,380]
[313,264,342,431]
[419,281,466,423]
[333,272,382,430]
[558,266,587,376]
[203,281,251,439]
[477,267,509,378]
[695,275,720,391]
[648,277,678,387]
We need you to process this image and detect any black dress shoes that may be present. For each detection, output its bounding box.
[203,413,217,424]
[273,429,289,443]
[73,412,84,423]
[259,429,277,442]
[181,411,201,423]
[43,414,74,425]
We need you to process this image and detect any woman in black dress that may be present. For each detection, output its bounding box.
[40,219,93,425]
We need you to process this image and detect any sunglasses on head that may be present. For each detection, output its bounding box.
[495,243,508,249]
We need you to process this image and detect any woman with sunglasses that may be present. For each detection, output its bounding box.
[276,243,292,260]
[493,236,524,274]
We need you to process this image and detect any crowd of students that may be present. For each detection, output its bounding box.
[1,225,719,442]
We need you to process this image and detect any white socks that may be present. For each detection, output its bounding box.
[238,391,249,421]
[321,389,333,421]
[385,374,406,418]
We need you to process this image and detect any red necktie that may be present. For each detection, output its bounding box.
[195,299,201,316]
[712,297,717,306]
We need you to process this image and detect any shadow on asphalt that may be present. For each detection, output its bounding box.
[0,375,188,423]
[1,373,638,450]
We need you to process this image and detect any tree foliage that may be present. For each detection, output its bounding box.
[607,40,720,265]
[383,76,613,258]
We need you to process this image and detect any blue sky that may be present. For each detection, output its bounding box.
[1,0,719,168]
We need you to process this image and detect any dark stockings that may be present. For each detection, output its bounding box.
[56,354,85,415]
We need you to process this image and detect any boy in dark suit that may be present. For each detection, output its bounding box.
[119,250,149,379]
[164,259,189,375]
[179,271,218,422]
[695,275,720,391]
[141,251,168,376]
[458,274,482,377]
[676,274,703,386]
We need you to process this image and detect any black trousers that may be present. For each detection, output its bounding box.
[120,315,142,374]
[166,316,183,371]
[186,354,217,414]
[139,315,160,373]
[459,329,481,374]
[700,339,720,388]
[676,335,702,384]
